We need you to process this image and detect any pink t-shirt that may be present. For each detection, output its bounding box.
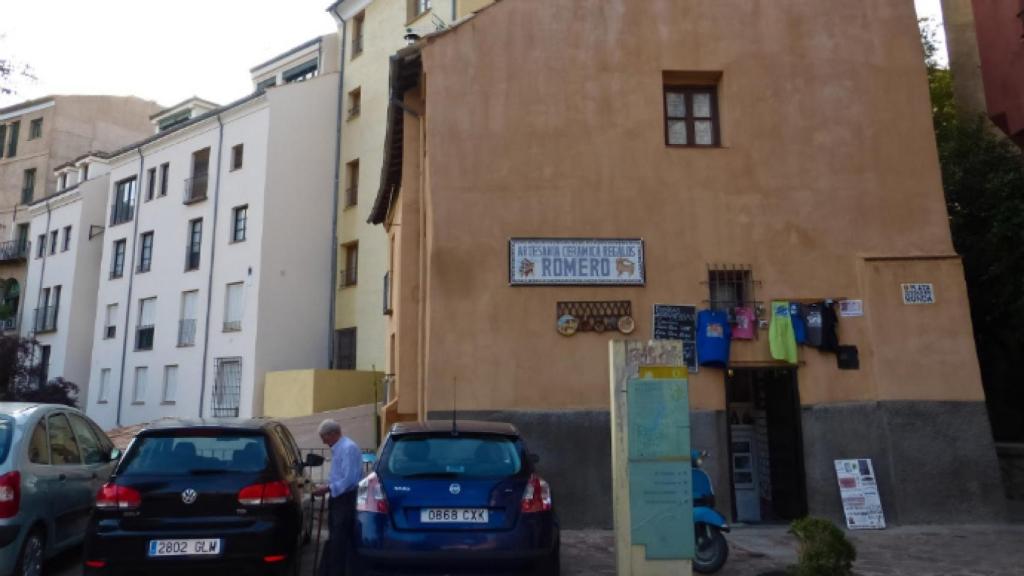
[733,307,756,340]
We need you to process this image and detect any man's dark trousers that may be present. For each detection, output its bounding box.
[320,490,357,576]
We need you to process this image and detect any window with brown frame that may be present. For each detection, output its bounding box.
[664,85,720,147]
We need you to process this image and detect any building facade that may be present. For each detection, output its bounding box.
[371,0,1006,528]
[20,156,111,398]
[0,96,160,335]
[968,0,1024,146]
[86,36,340,428]
[327,0,495,373]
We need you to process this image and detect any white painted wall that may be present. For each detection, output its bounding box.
[21,166,109,402]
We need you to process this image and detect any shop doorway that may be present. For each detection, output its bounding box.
[725,368,808,523]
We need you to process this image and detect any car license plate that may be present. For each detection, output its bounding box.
[148,539,222,557]
[421,508,489,523]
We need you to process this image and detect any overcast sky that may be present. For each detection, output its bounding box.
[1,0,947,109]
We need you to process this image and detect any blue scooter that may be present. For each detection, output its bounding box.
[692,450,730,573]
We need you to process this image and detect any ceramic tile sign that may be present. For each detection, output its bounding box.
[509,238,645,286]
[834,459,886,530]
[628,378,694,560]
[652,304,698,372]
[838,299,864,318]
[901,283,936,305]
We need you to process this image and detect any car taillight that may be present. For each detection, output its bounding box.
[0,472,20,518]
[95,483,141,510]
[238,481,290,506]
[521,474,552,513]
[356,473,389,513]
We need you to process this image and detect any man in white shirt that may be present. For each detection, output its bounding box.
[314,419,362,576]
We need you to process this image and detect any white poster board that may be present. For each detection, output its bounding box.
[834,459,886,530]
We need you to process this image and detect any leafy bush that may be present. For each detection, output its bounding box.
[789,517,856,576]
[10,377,79,407]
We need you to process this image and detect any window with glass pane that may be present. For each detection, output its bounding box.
[186,218,202,270]
[48,413,82,465]
[138,231,154,272]
[232,205,247,242]
[664,86,720,147]
[224,283,243,331]
[99,368,111,402]
[68,414,105,464]
[28,421,49,464]
[159,162,169,196]
[146,167,156,201]
[133,367,147,403]
[62,226,71,251]
[111,177,137,225]
[111,239,126,278]
[162,365,178,403]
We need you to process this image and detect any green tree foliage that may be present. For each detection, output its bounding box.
[921,19,1024,440]
[0,335,79,406]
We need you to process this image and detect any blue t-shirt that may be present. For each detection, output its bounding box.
[697,309,731,367]
[790,303,807,345]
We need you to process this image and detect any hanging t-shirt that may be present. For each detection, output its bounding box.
[697,309,732,367]
[732,307,756,340]
[769,300,799,364]
[790,303,807,345]
[820,300,840,352]
[804,303,823,347]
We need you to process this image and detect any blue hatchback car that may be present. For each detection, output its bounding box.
[351,421,560,575]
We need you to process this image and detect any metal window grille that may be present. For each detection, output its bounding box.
[212,358,242,417]
[135,326,155,350]
[183,174,208,203]
[705,264,760,322]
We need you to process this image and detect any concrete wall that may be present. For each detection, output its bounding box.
[971,0,1024,145]
[264,369,381,418]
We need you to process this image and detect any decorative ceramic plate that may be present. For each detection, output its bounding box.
[617,315,636,334]
[557,314,579,336]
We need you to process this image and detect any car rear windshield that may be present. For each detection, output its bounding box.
[384,435,522,478]
[0,417,12,465]
[119,433,269,476]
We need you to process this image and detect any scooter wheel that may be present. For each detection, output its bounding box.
[693,523,729,574]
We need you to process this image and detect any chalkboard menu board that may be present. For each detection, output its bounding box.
[652,304,698,372]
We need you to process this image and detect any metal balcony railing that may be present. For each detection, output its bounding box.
[135,325,155,350]
[339,268,357,288]
[33,306,58,333]
[348,104,361,119]
[0,317,17,333]
[178,319,196,347]
[0,240,28,262]
[183,174,209,204]
[223,320,241,333]
[352,35,364,56]
[345,186,358,207]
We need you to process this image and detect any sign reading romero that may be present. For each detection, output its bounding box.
[509,238,645,286]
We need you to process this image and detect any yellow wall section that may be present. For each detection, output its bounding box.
[263,369,383,417]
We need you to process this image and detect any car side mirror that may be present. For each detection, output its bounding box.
[529,453,540,464]
[109,448,122,462]
[304,453,325,468]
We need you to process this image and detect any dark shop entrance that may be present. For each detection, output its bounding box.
[725,367,808,523]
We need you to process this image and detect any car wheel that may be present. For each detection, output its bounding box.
[15,530,44,576]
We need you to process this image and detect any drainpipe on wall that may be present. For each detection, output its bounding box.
[197,113,226,418]
[328,4,348,369]
[115,149,146,426]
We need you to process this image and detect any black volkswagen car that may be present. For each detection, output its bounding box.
[83,419,322,575]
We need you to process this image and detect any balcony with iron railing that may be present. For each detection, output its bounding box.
[352,35,364,56]
[178,319,196,347]
[135,325,155,351]
[339,268,357,288]
[183,174,209,204]
[0,240,29,262]
[223,320,241,333]
[0,317,17,333]
[345,186,358,208]
[33,306,58,333]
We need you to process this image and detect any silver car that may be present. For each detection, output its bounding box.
[0,403,118,576]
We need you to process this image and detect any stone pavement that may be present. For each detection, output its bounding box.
[45,523,1024,575]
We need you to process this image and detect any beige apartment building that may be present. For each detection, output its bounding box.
[370,0,1006,528]
[0,96,159,334]
[327,0,494,373]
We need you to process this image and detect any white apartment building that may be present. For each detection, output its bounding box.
[20,155,111,398]
[87,35,341,428]
[326,0,494,374]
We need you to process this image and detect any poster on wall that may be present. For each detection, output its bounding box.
[652,304,698,372]
[509,238,645,286]
[834,459,886,530]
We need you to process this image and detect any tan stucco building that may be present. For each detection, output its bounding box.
[370,0,1006,527]
[0,95,160,334]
